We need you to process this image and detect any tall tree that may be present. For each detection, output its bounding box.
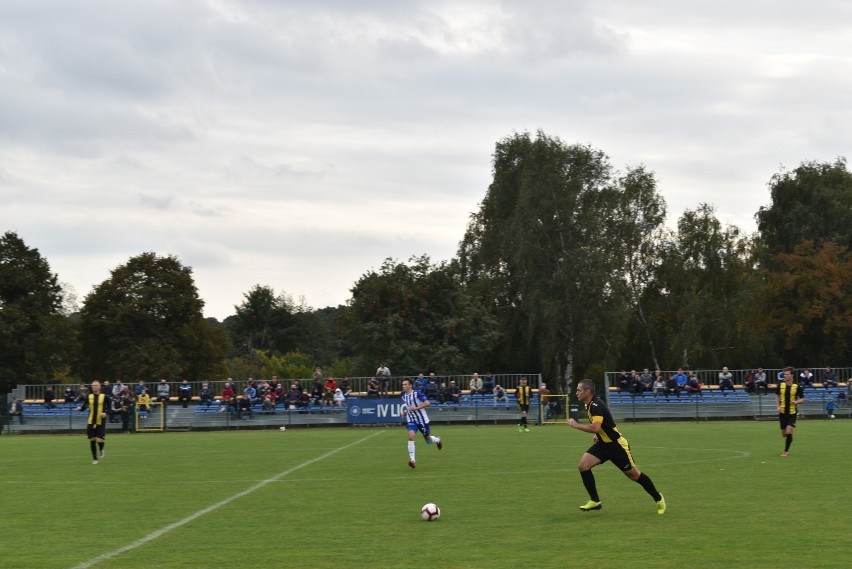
[78,252,227,381]
[761,240,852,363]
[338,256,499,376]
[0,232,69,391]
[649,204,756,369]
[458,131,655,386]
[228,285,297,355]
[756,158,852,261]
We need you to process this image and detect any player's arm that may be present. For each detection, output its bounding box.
[567,416,602,434]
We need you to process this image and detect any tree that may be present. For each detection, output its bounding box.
[228,285,297,355]
[647,204,758,369]
[77,252,227,380]
[458,131,661,386]
[337,256,499,375]
[760,240,852,363]
[0,232,70,391]
[756,158,852,261]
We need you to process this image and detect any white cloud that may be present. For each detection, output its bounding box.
[2,0,850,318]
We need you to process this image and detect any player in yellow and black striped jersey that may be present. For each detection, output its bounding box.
[77,380,110,465]
[567,378,666,515]
[777,366,806,457]
[515,377,532,432]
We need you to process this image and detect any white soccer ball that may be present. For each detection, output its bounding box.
[279,426,287,431]
[420,503,440,521]
[830,414,835,419]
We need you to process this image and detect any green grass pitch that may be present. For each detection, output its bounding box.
[0,420,849,568]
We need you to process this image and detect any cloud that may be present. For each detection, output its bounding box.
[1,0,850,318]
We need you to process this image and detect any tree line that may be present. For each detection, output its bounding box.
[3,131,851,393]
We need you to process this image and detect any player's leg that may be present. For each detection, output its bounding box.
[407,425,417,467]
[420,423,442,449]
[578,450,603,510]
[617,440,665,514]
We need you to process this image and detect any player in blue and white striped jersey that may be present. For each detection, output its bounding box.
[401,377,442,468]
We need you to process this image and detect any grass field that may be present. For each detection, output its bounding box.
[1,419,850,569]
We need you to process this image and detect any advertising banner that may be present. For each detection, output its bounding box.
[346,398,406,424]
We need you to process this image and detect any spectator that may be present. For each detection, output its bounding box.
[414,373,428,393]
[261,393,276,413]
[482,372,495,395]
[324,377,338,393]
[799,368,814,388]
[674,368,689,392]
[616,371,630,392]
[198,381,213,407]
[64,385,76,403]
[425,376,439,400]
[117,390,133,433]
[312,366,323,383]
[469,373,483,395]
[112,380,124,398]
[448,380,461,406]
[109,392,123,423]
[367,378,380,398]
[76,384,89,404]
[822,367,837,388]
[376,362,391,397]
[686,373,702,396]
[244,382,257,404]
[298,390,311,412]
[310,381,323,406]
[221,382,235,406]
[718,367,734,395]
[826,398,836,419]
[629,370,643,395]
[639,369,654,392]
[134,380,147,396]
[137,389,151,415]
[156,379,170,403]
[322,386,334,408]
[8,397,24,424]
[744,371,756,394]
[341,377,353,397]
[754,368,768,395]
[177,380,193,408]
[333,387,345,406]
[653,376,667,397]
[274,381,286,404]
[238,395,252,419]
[226,394,239,418]
[43,386,56,409]
[437,382,450,404]
[287,385,301,409]
[101,381,111,398]
[666,374,680,397]
[494,384,509,409]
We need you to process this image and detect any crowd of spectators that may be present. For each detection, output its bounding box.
[616,365,848,398]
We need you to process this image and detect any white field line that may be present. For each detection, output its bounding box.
[69,431,384,569]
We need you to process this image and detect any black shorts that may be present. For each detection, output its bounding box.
[86,423,106,440]
[586,438,636,472]
[779,413,798,430]
[518,404,530,412]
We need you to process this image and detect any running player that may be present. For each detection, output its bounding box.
[567,378,665,514]
[400,377,442,468]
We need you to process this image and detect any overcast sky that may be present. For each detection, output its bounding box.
[3,1,850,320]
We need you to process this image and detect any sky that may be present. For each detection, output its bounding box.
[3,1,851,320]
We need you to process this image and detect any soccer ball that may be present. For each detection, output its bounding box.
[829,414,835,419]
[279,426,287,431]
[420,503,440,521]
